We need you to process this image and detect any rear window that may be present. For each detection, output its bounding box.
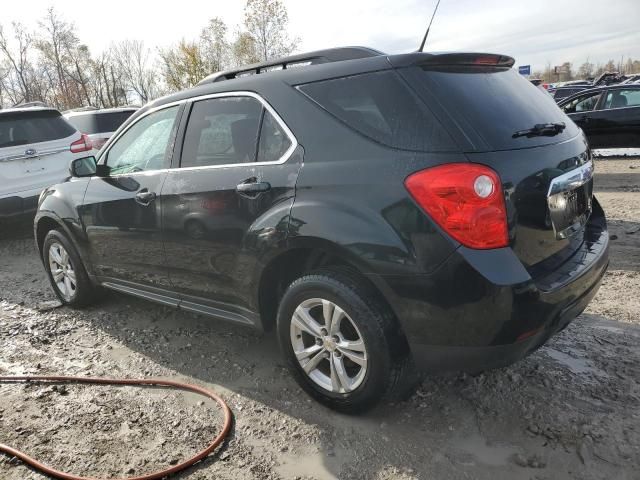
[405,67,581,151]
[66,111,134,134]
[297,70,456,152]
[0,110,76,148]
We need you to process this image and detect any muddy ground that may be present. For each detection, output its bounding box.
[0,156,638,480]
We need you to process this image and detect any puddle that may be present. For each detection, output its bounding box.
[456,434,518,466]
[544,348,608,378]
[245,437,346,480]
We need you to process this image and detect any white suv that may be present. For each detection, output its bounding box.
[0,106,93,220]
[64,107,137,151]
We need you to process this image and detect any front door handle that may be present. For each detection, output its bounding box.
[135,190,156,206]
[236,180,271,196]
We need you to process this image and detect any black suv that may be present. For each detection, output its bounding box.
[35,47,609,412]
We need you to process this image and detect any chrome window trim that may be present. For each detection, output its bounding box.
[98,91,298,176]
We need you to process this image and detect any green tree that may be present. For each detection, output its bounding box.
[232,31,260,66]
[159,39,208,90]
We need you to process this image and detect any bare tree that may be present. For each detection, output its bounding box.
[201,18,230,74]
[577,59,594,79]
[112,40,157,104]
[36,7,76,108]
[231,31,260,66]
[241,0,298,62]
[0,22,35,105]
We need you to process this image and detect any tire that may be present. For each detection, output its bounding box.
[277,267,415,413]
[42,229,96,307]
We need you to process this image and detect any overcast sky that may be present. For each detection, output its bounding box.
[4,0,639,72]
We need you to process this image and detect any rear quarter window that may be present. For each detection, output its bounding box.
[0,110,76,148]
[297,70,457,152]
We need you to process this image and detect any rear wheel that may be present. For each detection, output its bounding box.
[42,229,96,307]
[277,268,414,413]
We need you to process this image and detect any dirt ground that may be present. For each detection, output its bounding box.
[0,155,638,480]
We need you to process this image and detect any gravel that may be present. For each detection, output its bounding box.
[0,157,638,479]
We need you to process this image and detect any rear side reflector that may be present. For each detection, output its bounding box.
[70,133,92,153]
[405,163,509,249]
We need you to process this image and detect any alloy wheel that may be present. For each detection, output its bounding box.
[48,242,77,301]
[290,298,368,393]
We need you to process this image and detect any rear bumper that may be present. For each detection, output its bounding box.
[369,201,609,374]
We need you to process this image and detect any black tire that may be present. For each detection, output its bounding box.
[277,267,416,413]
[42,229,96,307]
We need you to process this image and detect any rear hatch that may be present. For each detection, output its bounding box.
[397,55,593,274]
[0,109,79,197]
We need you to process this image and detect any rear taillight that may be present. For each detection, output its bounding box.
[404,163,509,249]
[70,133,92,153]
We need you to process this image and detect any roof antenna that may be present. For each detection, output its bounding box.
[418,0,442,52]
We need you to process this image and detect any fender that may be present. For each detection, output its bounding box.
[34,178,94,277]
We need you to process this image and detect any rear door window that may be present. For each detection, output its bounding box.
[297,70,456,152]
[67,111,135,134]
[181,97,263,168]
[0,110,75,148]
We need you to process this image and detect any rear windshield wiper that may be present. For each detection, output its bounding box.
[512,122,566,139]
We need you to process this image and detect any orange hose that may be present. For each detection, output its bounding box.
[0,376,233,480]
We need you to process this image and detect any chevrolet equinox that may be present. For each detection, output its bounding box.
[34,47,609,412]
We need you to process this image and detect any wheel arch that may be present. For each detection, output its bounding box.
[255,237,404,338]
[34,213,94,277]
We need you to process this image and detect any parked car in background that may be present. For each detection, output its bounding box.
[35,47,608,412]
[621,74,640,85]
[64,106,137,150]
[553,85,591,103]
[1,106,92,221]
[593,72,624,86]
[559,84,640,148]
[561,80,593,87]
[530,78,551,94]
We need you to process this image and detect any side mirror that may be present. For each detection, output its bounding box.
[69,156,97,177]
[69,157,110,177]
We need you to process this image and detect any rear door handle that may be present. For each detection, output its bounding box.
[236,180,271,196]
[135,190,156,206]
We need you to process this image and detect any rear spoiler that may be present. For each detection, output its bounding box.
[388,52,515,69]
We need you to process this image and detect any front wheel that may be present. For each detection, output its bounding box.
[42,229,96,307]
[277,268,414,413]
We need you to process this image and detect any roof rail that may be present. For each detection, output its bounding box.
[196,46,384,86]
